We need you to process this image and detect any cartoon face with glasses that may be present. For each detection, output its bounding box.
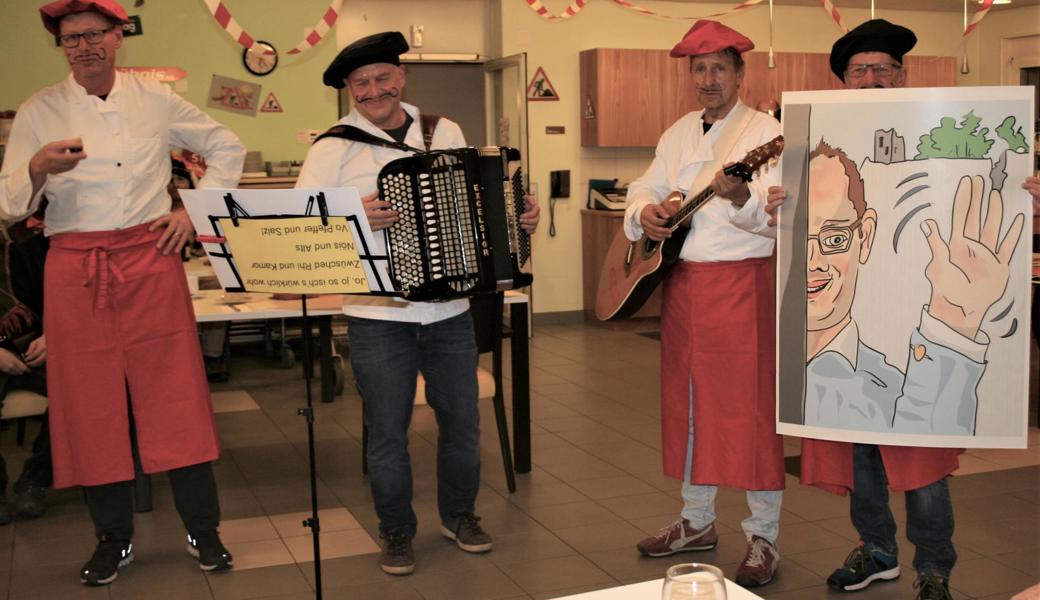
[806,143,876,346]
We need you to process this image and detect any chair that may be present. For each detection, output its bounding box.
[361,291,517,493]
[0,389,47,446]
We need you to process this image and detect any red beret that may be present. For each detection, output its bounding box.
[670,20,754,58]
[40,0,128,35]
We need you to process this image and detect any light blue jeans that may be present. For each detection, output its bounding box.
[680,382,782,544]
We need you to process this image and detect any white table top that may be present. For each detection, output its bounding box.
[549,578,763,600]
[192,290,343,323]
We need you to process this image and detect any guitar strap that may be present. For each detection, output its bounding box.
[686,101,757,197]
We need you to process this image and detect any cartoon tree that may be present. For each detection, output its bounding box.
[995,115,1029,153]
[914,110,994,159]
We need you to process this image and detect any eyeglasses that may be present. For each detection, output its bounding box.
[808,218,863,255]
[58,27,113,48]
[844,63,901,80]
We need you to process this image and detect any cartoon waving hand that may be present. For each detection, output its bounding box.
[921,175,1024,340]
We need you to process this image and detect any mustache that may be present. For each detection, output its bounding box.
[356,89,400,104]
[696,87,722,93]
[72,51,104,62]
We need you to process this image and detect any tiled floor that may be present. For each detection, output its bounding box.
[0,317,1036,599]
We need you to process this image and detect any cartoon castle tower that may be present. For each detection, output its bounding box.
[874,128,905,164]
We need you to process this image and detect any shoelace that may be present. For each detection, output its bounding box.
[653,519,685,542]
[744,539,768,568]
[384,532,410,556]
[913,575,951,600]
[842,545,872,573]
[458,514,485,537]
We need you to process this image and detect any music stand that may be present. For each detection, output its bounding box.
[182,188,384,600]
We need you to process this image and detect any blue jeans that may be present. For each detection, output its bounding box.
[851,444,956,579]
[347,311,480,537]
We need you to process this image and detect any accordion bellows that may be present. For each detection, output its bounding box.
[377,146,533,301]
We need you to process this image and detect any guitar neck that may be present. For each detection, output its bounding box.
[666,186,716,230]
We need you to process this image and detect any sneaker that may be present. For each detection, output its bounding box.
[186,530,234,571]
[735,535,780,587]
[380,530,415,575]
[80,537,133,586]
[441,513,493,553]
[914,574,953,600]
[827,543,901,592]
[636,519,718,558]
[13,480,46,519]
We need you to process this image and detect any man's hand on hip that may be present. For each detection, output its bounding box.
[150,208,194,256]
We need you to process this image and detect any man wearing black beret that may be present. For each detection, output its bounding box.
[766,19,961,600]
[297,31,539,576]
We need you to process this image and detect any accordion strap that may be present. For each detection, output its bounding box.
[313,113,443,152]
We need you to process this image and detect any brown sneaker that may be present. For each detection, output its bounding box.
[636,519,718,557]
[441,513,493,553]
[735,535,779,587]
[379,530,415,575]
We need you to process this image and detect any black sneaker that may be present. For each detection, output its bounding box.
[186,530,234,571]
[914,574,953,600]
[80,537,133,586]
[440,513,493,553]
[827,543,900,592]
[13,480,46,519]
[379,530,415,575]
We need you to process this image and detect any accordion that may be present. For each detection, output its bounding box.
[377,146,533,301]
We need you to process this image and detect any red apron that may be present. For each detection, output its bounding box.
[660,258,784,491]
[800,439,961,495]
[45,223,219,489]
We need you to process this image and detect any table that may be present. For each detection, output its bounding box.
[548,578,763,599]
[188,264,533,473]
[192,290,343,403]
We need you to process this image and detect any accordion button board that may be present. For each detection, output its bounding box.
[378,146,533,301]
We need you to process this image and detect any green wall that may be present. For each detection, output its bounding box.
[1,0,342,163]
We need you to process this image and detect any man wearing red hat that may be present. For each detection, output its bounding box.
[628,20,784,588]
[0,0,245,586]
[764,18,1040,600]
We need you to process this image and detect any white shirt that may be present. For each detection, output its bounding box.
[0,72,245,235]
[624,102,781,262]
[296,101,470,324]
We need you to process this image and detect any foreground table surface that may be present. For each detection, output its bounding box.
[549,578,764,600]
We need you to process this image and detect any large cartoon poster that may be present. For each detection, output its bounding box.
[776,87,1034,449]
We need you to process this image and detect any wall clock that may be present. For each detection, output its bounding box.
[243,41,278,77]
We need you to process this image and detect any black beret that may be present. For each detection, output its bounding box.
[322,31,409,89]
[830,19,917,82]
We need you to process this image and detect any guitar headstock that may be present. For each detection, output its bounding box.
[723,136,784,182]
[742,135,784,173]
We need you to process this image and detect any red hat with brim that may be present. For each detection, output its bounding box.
[670,20,754,58]
[40,0,128,35]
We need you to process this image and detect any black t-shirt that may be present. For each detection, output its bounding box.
[382,113,414,144]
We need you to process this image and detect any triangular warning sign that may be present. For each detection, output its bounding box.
[526,67,559,102]
[260,92,283,113]
[584,97,595,119]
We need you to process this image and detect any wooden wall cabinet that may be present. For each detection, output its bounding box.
[580,49,955,148]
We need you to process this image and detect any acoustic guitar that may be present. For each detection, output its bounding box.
[594,135,784,321]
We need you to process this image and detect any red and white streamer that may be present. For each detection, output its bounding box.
[612,0,764,21]
[203,0,343,55]
[524,0,589,21]
[819,0,847,32]
[963,0,994,38]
